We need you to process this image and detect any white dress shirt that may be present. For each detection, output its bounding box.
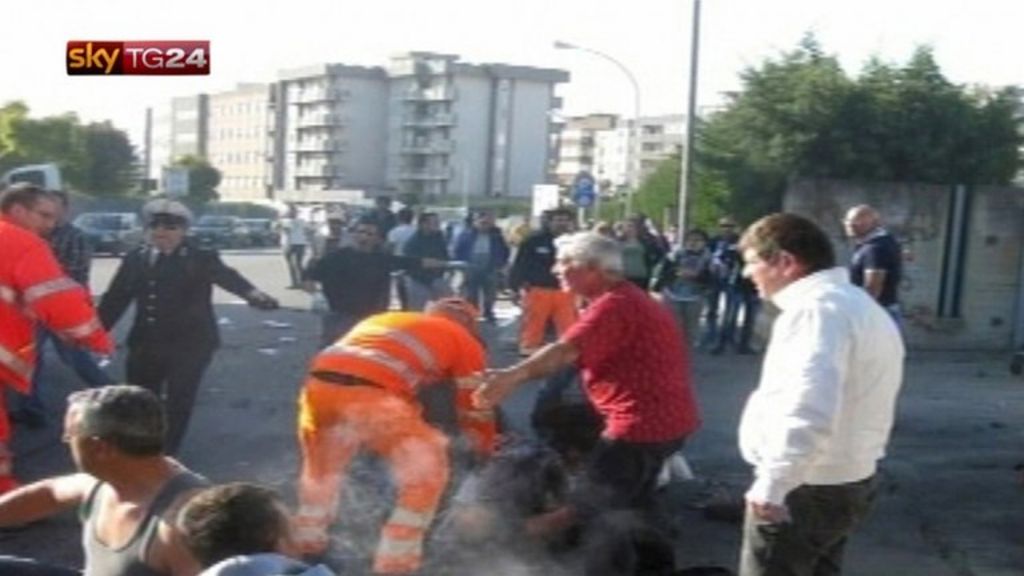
[739,267,904,505]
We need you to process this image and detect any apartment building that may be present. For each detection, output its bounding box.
[554,113,619,187]
[635,114,685,182]
[207,84,273,202]
[386,52,569,200]
[147,94,208,181]
[148,52,567,203]
[270,64,389,199]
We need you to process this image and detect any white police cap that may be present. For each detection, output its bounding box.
[142,198,193,225]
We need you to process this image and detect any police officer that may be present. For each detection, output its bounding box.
[99,199,278,454]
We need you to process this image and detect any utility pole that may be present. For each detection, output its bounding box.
[677,0,702,239]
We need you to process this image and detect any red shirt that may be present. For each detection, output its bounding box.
[562,282,700,442]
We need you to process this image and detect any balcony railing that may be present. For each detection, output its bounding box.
[296,112,343,128]
[294,164,340,178]
[397,167,452,180]
[399,140,454,154]
[401,113,455,127]
[402,86,455,102]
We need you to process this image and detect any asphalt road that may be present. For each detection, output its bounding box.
[4,249,1024,575]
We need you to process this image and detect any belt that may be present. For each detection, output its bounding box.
[311,371,380,389]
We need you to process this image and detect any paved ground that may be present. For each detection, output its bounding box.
[3,249,1023,575]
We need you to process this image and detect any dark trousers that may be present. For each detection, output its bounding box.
[462,268,498,320]
[740,476,879,576]
[20,329,112,418]
[715,286,760,353]
[285,244,307,286]
[125,343,214,455]
[576,437,684,576]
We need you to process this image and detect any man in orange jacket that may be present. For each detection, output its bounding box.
[294,298,496,574]
[0,184,113,493]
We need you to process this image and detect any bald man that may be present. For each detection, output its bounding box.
[843,205,903,327]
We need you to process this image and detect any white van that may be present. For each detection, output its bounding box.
[1,163,63,191]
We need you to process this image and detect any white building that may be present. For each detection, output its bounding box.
[386,52,568,201]
[147,95,207,182]
[207,84,273,202]
[271,64,389,197]
[554,113,619,187]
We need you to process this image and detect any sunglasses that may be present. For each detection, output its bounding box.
[148,220,184,230]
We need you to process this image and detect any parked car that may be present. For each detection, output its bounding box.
[190,215,249,249]
[239,218,278,247]
[73,212,144,256]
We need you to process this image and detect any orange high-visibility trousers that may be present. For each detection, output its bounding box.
[295,378,449,574]
[519,287,577,354]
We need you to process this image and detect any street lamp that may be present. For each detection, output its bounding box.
[554,40,641,217]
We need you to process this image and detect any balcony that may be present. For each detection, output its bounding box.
[296,112,343,128]
[399,140,454,154]
[292,86,350,104]
[293,138,346,152]
[402,86,455,102]
[398,167,452,180]
[401,113,456,127]
[294,164,340,178]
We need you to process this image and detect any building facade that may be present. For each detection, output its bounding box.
[149,52,567,204]
[207,84,273,202]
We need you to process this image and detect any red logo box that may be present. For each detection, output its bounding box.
[67,41,210,75]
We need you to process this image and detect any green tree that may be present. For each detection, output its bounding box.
[81,122,139,196]
[174,155,221,204]
[695,36,1024,226]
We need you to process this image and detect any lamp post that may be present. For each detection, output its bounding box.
[554,40,641,217]
[676,0,702,239]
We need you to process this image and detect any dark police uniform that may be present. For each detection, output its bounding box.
[98,242,264,453]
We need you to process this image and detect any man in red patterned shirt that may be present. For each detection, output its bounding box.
[475,231,700,562]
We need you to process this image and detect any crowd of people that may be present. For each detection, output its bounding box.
[0,181,908,576]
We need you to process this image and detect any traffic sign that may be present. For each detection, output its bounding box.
[573,171,596,208]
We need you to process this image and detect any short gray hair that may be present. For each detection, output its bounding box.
[68,385,166,456]
[554,231,624,274]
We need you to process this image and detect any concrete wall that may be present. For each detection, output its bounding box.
[785,179,1024,350]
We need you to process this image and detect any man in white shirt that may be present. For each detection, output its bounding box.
[736,213,904,576]
[280,205,311,288]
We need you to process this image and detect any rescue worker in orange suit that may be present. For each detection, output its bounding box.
[0,183,113,493]
[294,298,496,574]
[507,208,577,356]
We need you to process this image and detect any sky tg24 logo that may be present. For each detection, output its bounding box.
[66,41,210,75]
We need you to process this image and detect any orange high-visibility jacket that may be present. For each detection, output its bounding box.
[309,311,497,457]
[0,219,113,393]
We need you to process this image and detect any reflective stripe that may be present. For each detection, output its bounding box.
[0,343,33,380]
[455,376,481,390]
[60,318,102,340]
[359,326,438,374]
[377,535,423,558]
[0,284,16,305]
[388,506,434,530]
[23,277,80,304]
[321,345,418,385]
[460,409,494,422]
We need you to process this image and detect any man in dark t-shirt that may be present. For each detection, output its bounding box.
[844,205,903,323]
[304,218,446,346]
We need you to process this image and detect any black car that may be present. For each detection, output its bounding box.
[239,218,278,247]
[190,215,249,249]
[73,212,144,256]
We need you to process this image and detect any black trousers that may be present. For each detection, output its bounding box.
[125,343,214,455]
[575,436,684,576]
[740,475,879,576]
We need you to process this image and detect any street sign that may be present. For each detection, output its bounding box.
[572,171,596,208]
[161,167,189,198]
